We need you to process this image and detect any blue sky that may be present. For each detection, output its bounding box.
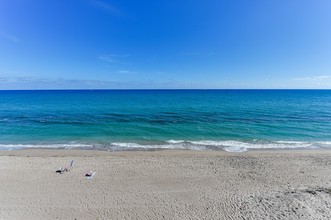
[0,0,331,89]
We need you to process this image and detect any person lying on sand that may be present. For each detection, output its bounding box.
[56,160,74,174]
[56,167,69,174]
[85,171,96,179]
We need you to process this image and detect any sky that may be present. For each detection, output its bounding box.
[0,0,331,89]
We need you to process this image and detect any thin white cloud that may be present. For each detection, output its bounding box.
[0,31,19,43]
[155,71,165,75]
[117,70,139,75]
[0,77,200,89]
[99,54,130,65]
[0,77,119,89]
[2,76,331,89]
[293,75,331,81]
[0,70,34,77]
[90,0,122,15]
[118,70,129,74]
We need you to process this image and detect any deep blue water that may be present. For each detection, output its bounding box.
[0,90,331,152]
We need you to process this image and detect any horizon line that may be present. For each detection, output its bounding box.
[0,88,331,91]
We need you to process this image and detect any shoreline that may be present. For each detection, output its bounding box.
[1,139,330,153]
[1,149,331,219]
[0,147,330,156]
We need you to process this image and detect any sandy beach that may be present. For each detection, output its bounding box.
[0,149,330,220]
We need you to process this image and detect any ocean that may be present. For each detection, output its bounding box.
[0,89,330,152]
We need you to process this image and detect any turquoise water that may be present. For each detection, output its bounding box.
[0,90,331,152]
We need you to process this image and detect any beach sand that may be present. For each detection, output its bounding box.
[0,149,330,219]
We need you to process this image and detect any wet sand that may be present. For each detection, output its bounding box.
[0,149,331,219]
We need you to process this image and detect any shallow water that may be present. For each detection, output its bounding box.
[1,90,331,152]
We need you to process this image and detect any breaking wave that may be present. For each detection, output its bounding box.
[1,140,331,152]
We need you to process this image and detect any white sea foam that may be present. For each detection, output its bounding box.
[316,141,331,145]
[111,142,187,150]
[0,140,330,152]
[110,140,329,152]
[187,140,316,152]
[166,140,186,144]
